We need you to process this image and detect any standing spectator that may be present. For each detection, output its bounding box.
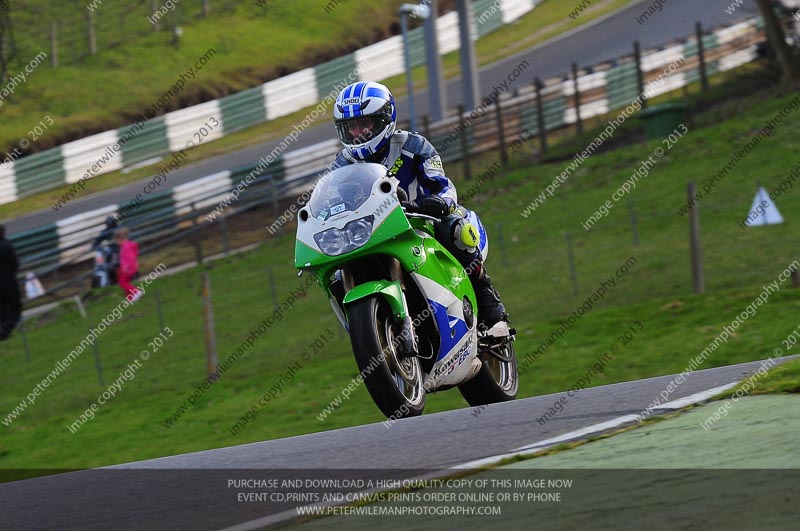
[0,224,22,340]
[115,227,142,302]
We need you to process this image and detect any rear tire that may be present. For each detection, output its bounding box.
[459,339,518,406]
[347,295,425,419]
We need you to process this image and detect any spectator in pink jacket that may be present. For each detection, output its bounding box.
[115,227,141,302]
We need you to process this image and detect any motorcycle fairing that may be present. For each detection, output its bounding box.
[411,272,479,389]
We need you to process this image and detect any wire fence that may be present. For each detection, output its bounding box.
[6,13,797,346]
[2,0,237,69]
[8,171,798,378]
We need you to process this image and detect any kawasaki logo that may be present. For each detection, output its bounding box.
[433,337,472,377]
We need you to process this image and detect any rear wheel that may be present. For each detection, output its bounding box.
[347,295,425,419]
[458,338,518,406]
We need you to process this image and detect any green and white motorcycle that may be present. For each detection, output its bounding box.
[295,163,517,418]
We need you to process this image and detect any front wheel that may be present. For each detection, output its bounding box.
[347,295,426,419]
[458,338,518,406]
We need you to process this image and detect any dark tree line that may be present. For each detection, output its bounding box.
[756,0,800,84]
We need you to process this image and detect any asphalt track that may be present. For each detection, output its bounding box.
[0,357,788,531]
[5,0,760,232]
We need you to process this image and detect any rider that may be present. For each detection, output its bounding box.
[329,81,508,331]
[91,216,120,287]
[92,216,120,250]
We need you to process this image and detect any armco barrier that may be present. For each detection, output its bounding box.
[0,0,542,206]
[10,139,340,273]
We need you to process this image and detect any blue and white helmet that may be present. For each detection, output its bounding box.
[333,81,397,161]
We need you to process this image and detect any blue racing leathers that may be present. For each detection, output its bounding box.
[331,130,489,262]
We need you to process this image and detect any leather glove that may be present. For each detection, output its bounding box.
[402,196,450,218]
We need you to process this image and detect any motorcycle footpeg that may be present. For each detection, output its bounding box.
[480,321,513,340]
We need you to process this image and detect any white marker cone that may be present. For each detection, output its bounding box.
[744,187,783,227]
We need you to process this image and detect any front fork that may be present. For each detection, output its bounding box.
[387,258,419,356]
[328,259,419,356]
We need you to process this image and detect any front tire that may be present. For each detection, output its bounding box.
[347,295,426,419]
[459,339,518,406]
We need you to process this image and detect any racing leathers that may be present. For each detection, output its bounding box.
[330,130,508,329]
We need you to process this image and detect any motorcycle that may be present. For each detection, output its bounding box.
[295,163,517,418]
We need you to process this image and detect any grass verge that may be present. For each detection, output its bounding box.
[1,65,799,470]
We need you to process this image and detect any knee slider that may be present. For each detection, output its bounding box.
[434,214,479,266]
[435,215,476,253]
[454,219,479,253]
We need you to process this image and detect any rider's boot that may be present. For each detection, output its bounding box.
[470,267,508,332]
[434,212,510,332]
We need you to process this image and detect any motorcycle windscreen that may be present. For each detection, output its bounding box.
[306,163,386,222]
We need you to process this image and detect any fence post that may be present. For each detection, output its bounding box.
[267,267,279,311]
[271,177,282,236]
[534,78,548,156]
[628,198,640,246]
[565,232,578,296]
[220,216,230,256]
[85,10,97,56]
[201,273,218,377]
[494,100,509,169]
[571,62,583,136]
[190,202,203,265]
[73,295,87,318]
[19,318,31,362]
[422,114,431,139]
[49,20,58,68]
[155,289,165,333]
[90,329,104,387]
[791,267,799,288]
[202,0,210,17]
[687,182,705,294]
[457,104,472,181]
[634,41,646,108]
[150,0,161,31]
[495,222,509,268]
[696,21,709,92]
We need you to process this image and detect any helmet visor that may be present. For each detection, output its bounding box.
[335,116,387,145]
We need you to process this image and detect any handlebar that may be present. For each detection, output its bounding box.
[403,211,440,222]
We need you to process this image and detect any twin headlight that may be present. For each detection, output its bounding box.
[313,216,374,256]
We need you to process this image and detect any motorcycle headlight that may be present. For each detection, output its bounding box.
[316,229,349,256]
[347,218,373,247]
[314,216,374,256]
